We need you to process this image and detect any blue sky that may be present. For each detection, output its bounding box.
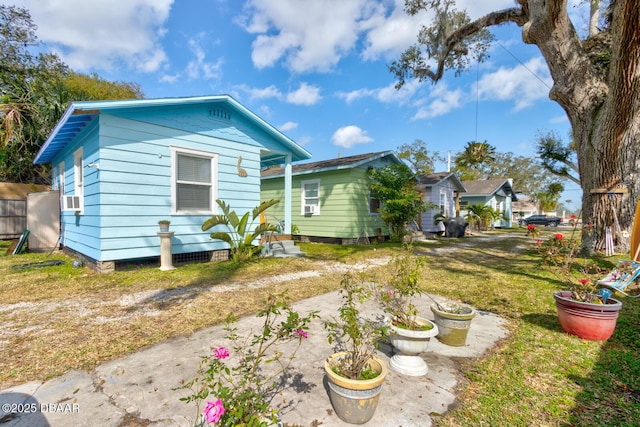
[14,0,588,207]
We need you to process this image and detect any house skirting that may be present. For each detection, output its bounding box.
[62,246,229,273]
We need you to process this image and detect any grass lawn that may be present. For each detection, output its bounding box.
[0,230,638,426]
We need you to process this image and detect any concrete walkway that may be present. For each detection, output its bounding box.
[0,291,509,427]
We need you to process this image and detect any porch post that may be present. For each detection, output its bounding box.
[284,154,292,234]
[455,191,460,217]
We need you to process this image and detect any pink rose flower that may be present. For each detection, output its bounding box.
[203,399,225,424]
[213,347,229,359]
[294,328,308,339]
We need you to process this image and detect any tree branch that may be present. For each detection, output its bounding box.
[414,8,527,83]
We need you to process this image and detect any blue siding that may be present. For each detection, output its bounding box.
[54,110,264,262]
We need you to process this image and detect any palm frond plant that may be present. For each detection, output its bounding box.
[202,199,280,262]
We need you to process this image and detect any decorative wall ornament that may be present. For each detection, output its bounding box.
[237,156,248,177]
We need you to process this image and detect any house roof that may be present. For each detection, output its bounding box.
[416,172,466,192]
[460,178,518,201]
[33,95,311,166]
[260,151,402,178]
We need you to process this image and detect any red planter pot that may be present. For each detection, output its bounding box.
[553,291,623,341]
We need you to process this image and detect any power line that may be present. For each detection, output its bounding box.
[495,40,552,90]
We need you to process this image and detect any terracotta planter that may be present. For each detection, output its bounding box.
[324,352,387,424]
[553,291,622,341]
[388,316,438,376]
[431,303,476,346]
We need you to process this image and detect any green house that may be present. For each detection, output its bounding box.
[260,151,402,244]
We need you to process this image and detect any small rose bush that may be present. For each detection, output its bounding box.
[526,224,540,238]
[179,291,318,426]
[536,233,604,302]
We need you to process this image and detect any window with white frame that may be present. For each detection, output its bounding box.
[58,162,64,194]
[61,151,83,212]
[172,147,217,213]
[439,191,446,215]
[301,179,320,215]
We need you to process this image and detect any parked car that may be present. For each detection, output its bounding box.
[523,214,563,227]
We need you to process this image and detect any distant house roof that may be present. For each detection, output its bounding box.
[461,178,518,201]
[261,151,402,178]
[512,195,537,212]
[33,94,311,167]
[0,182,50,199]
[417,172,466,192]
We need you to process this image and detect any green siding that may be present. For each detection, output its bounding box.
[262,168,388,239]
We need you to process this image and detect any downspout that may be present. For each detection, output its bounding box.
[284,154,292,234]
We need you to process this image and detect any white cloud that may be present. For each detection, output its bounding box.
[477,57,552,110]
[279,121,298,131]
[286,83,322,105]
[331,125,374,149]
[296,135,312,146]
[184,34,224,80]
[235,84,283,101]
[411,83,463,120]
[239,0,373,73]
[336,80,420,105]
[336,88,376,104]
[13,0,173,73]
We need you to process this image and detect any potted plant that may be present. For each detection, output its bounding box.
[178,291,318,426]
[323,272,388,424]
[538,232,623,341]
[430,300,476,346]
[158,220,171,232]
[376,246,438,376]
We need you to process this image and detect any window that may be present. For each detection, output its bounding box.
[58,162,65,194]
[61,151,83,212]
[439,191,446,215]
[172,147,217,213]
[301,179,320,215]
[74,148,83,196]
[369,192,380,214]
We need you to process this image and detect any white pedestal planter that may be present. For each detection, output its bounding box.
[388,317,438,376]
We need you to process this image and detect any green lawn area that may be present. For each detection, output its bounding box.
[0,229,638,426]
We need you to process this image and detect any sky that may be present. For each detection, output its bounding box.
[12,0,590,208]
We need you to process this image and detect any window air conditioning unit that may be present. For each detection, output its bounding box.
[304,205,317,215]
[63,195,82,211]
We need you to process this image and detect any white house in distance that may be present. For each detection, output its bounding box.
[416,172,467,234]
[459,178,518,228]
[33,95,310,272]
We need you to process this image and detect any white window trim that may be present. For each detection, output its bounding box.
[61,150,84,213]
[171,146,218,215]
[300,179,320,215]
[58,162,65,195]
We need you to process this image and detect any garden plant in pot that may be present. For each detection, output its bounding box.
[178,291,318,426]
[323,272,388,425]
[376,246,438,376]
[538,232,623,341]
[430,300,476,347]
[158,220,171,232]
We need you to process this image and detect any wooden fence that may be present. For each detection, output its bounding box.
[0,198,27,239]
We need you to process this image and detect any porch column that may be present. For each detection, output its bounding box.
[284,154,292,234]
[455,191,461,217]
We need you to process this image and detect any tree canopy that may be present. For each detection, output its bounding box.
[368,163,425,240]
[391,0,639,253]
[396,139,443,175]
[0,5,143,184]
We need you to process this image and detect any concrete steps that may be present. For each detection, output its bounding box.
[266,240,306,258]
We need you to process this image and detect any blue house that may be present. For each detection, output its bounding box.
[34,95,310,271]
